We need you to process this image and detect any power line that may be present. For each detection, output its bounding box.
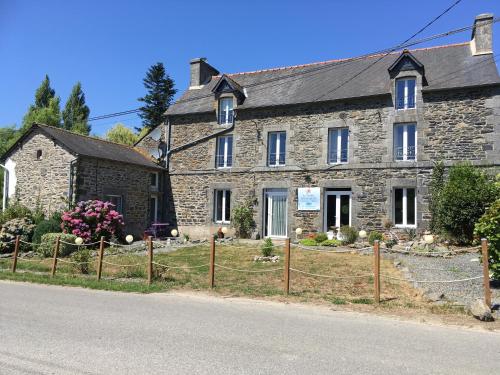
[88,14,498,122]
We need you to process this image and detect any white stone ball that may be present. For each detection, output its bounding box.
[295,228,303,235]
[125,235,134,244]
[75,237,84,245]
[359,230,367,239]
[171,229,178,237]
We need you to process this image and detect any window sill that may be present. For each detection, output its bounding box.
[215,221,231,225]
[328,161,348,166]
[394,225,417,229]
[216,166,233,170]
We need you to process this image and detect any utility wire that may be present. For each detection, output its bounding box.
[89,14,498,123]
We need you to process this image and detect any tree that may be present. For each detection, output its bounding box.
[62,82,90,135]
[105,123,139,146]
[137,62,176,131]
[429,161,445,232]
[22,75,61,131]
[0,125,21,207]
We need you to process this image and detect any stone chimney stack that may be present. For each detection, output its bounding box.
[470,13,493,56]
[189,58,219,89]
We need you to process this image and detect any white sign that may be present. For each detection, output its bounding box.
[297,187,320,211]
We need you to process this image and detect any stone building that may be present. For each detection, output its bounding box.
[138,13,499,239]
[1,124,163,236]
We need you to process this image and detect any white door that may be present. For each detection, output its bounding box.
[324,191,351,231]
[265,190,288,238]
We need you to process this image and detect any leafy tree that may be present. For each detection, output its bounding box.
[62,82,90,135]
[105,123,139,146]
[137,62,176,131]
[232,198,255,238]
[22,75,61,130]
[475,198,500,279]
[437,164,498,244]
[429,161,445,232]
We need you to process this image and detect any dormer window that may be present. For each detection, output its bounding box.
[219,98,234,124]
[395,77,416,110]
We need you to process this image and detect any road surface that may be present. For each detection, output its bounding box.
[0,282,499,374]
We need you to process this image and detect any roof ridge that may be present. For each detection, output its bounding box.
[35,123,144,153]
[217,42,469,78]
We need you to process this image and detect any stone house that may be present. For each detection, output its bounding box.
[1,124,164,236]
[137,13,499,239]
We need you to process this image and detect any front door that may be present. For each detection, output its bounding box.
[265,189,288,238]
[324,191,351,231]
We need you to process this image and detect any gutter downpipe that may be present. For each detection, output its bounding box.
[68,158,78,209]
[0,164,8,211]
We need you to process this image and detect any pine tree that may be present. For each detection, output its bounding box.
[137,62,176,131]
[62,82,91,134]
[22,75,61,131]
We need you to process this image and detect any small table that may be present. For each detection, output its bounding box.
[151,223,170,239]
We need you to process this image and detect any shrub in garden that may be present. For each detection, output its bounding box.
[320,239,342,247]
[299,238,318,246]
[0,217,36,253]
[33,219,61,243]
[339,226,358,244]
[70,249,92,274]
[232,199,255,238]
[0,203,33,225]
[314,232,328,243]
[261,238,274,257]
[368,231,383,245]
[474,199,500,279]
[37,233,77,257]
[433,164,498,244]
[61,200,124,243]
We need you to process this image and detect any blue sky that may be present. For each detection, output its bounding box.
[1,0,499,135]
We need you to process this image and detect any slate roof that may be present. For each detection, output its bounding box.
[167,42,500,115]
[1,123,162,169]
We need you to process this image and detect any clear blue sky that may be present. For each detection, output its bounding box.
[1,0,499,135]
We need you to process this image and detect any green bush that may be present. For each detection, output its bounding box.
[339,226,358,244]
[0,217,36,253]
[475,199,500,279]
[33,219,61,243]
[320,239,342,247]
[261,238,274,257]
[0,203,33,225]
[71,249,92,274]
[314,232,328,243]
[434,164,498,244]
[368,231,383,245]
[37,233,77,257]
[299,238,318,246]
[385,239,397,248]
[232,199,255,238]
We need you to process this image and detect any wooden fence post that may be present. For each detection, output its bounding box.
[284,238,291,295]
[11,235,20,273]
[51,236,60,277]
[147,236,153,285]
[373,240,380,304]
[209,236,215,288]
[96,236,105,281]
[481,238,491,308]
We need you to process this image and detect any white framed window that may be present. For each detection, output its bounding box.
[216,135,233,168]
[328,128,349,164]
[394,123,416,161]
[214,189,231,223]
[394,188,416,228]
[218,97,234,124]
[150,172,159,189]
[395,77,416,110]
[267,131,286,166]
[106,195,123,214]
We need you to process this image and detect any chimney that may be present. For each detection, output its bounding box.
[470,13,493,56]
[189,58,219,89]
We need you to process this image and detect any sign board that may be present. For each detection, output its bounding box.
[297,187,321,211]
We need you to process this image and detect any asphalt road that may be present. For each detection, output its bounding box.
[1,282,499,375]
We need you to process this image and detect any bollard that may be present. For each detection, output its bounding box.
[96,236,105,281]
[284,238,291,295]
[209,236,215,288]
[11,235,20,273]
[147,236,153,285]
[51,236,60,277]
[481,239,491,308]
[373,240,380,304]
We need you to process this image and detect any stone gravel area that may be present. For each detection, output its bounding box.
[386,251,499,309]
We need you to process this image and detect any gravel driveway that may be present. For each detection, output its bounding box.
[387,252,499,309]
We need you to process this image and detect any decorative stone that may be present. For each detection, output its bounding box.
[468,299,494,322]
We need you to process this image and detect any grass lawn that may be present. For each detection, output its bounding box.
[0,242,465,317]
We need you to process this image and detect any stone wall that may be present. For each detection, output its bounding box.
[5,129,75,216]
[75,157,159,237]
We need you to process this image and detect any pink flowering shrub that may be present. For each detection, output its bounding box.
[61,200,124,243]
